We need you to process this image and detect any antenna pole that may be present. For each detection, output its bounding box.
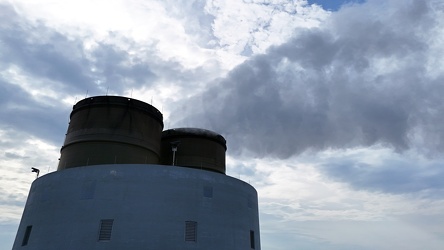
[170,141,181,166]
[31,167,40,179]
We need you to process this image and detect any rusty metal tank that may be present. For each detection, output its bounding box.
[57,96,163,170]
[160,128,227,174]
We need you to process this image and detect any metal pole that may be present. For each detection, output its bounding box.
[170,141,181,166]
[31,168,40,179]
[172,148,177,166]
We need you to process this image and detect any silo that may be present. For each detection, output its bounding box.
[57,96,163,170]
[14,96,261,250]
[160,128,227,174]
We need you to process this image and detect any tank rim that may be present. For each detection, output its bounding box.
[162,127,227,150]
[71,95,163,126]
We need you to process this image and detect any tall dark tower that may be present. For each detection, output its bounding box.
[13,96,261,250]
[58,96,164,169]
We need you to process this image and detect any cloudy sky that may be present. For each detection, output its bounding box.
[1,0,444,249]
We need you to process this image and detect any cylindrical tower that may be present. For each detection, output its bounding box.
[160,128,227,174]
[13,164,261,250]
[13,95,261,250]
[58,96,163,170]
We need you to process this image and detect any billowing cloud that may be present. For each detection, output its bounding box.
[174,0,444,158]
[2,0,444,249]
[0,3,206,144]
[328,160,444,194]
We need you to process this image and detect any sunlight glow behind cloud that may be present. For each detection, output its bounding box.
[1,0,444,249]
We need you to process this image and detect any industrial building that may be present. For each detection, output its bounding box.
[12,95,261,249]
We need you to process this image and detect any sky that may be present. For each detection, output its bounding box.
[1,0,444,249]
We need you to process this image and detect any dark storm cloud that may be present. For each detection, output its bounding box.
[4,152,29,160]
[0,3,189,145]
[0,7,160,95]
[320,157,444,196]
[0,6,82,144]
[0,6,94,93]
[174,0,443,158]
[0,77,68,144]
[0,2,226,149]
[89,41,158,92]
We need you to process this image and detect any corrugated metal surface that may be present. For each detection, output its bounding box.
[160,128,227,174]
[58,96,163,170]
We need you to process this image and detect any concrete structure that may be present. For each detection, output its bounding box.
[13,96,261,250]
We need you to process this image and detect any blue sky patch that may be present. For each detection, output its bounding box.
[308,0,366,11]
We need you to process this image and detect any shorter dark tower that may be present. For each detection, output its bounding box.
[160,128,227,173]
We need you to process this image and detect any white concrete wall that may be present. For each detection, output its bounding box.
[13,164,260,250]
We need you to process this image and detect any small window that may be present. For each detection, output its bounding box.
[98,219,114,241]
[185,221,197,242]
[250,230,255,249]
[203,186,213,198]
[22,225,32,246]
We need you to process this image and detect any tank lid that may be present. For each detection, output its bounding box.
[72,96,163,125]
[162,128,227,150]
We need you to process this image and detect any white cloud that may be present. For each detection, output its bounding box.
[0,129,59,226]
[1,0,444,249]
[231,149,444,249]
[207,0,327,55]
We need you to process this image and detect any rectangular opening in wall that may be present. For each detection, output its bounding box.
[185,221,197,242]
[98,219,114,241]
[21,225,32,246]
[250,230,255,249]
